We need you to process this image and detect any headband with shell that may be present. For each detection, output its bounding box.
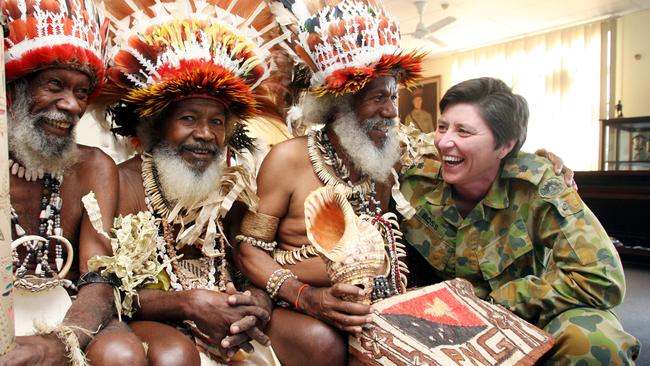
[2,0,109,88]
[104,0,287,137]
[273,0,425,96]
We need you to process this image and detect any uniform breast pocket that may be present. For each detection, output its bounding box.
[479,219,536,290]
[403,210,454,274]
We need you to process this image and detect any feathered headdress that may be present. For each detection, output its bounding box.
[2,0,109,88]
[104,0,287,137]
[272,0,426,96]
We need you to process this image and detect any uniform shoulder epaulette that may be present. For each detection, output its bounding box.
[501,152,551,185]
[503,152,583,217]
[537,176,583,217]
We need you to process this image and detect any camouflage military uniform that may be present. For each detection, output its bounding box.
[401,152,640,365]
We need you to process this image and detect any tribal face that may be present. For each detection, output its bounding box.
[152,97,227,205]
[331,76,401,183]
[160,98,227,172]
[8,68,87,173]
[351,75,399,148]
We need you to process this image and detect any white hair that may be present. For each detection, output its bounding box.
[330,101,400,183]
[300,93,350,128]
[8,81,79,174]
[152,143,225,206]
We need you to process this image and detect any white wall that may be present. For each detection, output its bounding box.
[616,9,650,117]
[76,113,133,164]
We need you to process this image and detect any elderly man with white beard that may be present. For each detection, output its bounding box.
[85,1,287,365]
[0,0,149,365]
[114,96,274,366]
[235,73,406,366]
[232,1,426,364]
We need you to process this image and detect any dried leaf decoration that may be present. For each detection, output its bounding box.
[82,192,168,319]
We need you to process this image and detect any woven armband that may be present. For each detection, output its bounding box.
[240,211,279,242]
[265,268,297,299]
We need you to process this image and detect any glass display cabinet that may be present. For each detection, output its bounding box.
[590,116,650,261]
[600,116,650,170]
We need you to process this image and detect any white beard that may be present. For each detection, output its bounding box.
[152,143,225,206]
[8,81,80,174]
[331,109,400,183]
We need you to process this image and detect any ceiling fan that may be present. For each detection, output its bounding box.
[403,0,456,47]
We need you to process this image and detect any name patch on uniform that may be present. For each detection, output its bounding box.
[416,208,439,231]
[539,177,564,198]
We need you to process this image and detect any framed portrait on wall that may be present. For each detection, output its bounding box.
[399,76,441,133]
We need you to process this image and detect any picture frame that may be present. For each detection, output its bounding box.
[399,75,441,133]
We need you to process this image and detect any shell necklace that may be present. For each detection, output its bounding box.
[308,129,408,297]
[10,172,72,291]
[141,155,225,291]
[308,129,376,214]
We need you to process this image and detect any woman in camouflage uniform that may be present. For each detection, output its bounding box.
[400,77,640,364]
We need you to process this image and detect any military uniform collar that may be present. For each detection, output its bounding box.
[482,175,510,209]
[424,167,509,210]
[406,158,443,180]
[423,152,548,212]
[485,152,549,209]
[424,177,449,206]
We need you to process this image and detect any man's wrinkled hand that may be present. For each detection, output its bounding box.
[0,335,66,366]
[188,284,269,349]
[223,284,271,348]
[535,148,577,190]
[300,283,372,334]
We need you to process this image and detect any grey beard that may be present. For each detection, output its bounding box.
[8,82,79,174]
[152,142,225,206]
[331,110,400,183]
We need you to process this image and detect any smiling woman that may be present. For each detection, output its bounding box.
[435,103,515,204]
[400,77,640,365]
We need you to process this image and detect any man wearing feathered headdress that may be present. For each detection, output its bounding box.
[232,1,426,364]
[0,1,145,365]
[83,0,286,364]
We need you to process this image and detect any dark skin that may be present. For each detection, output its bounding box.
[234,75,576,366]
[114,98,271,365]
[0,68,144,366]
[234,76,401,366]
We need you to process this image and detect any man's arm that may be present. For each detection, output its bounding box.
[67,148,119,345]
[0,148,119,366]
[234,140,372,333]
[235,141,294,288]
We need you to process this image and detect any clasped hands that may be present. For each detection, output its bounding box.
[189,283,272,358]
[299,283,373,334]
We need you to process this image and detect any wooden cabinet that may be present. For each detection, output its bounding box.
[575,171,650,262]
[600,116,650,171]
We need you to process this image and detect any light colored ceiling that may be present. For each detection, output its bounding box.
[385,0,650,58]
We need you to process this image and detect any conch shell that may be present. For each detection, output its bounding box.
[304,186,387,304]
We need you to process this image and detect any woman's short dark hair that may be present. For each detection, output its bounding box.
[439,77,528,159]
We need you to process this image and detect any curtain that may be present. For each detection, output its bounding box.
[450,22,603,171]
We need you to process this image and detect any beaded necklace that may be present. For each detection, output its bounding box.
[141,155,225,291]
[308,129,408,297]
[10,168,67,290]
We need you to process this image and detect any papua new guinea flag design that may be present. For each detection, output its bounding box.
[378,287,487,348]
